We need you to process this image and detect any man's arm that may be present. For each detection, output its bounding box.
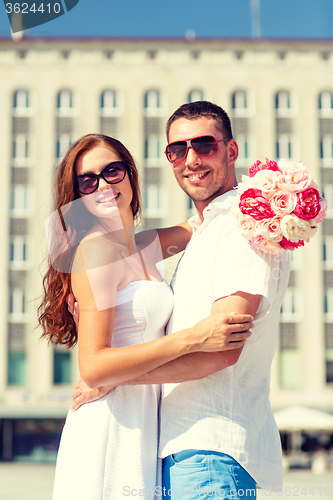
[72,291,261,410]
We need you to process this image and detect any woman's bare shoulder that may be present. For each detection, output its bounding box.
[74,232,123,272]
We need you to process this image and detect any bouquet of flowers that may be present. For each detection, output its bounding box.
[233,158,327,254]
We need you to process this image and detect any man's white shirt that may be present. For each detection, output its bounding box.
[159,190,290,491]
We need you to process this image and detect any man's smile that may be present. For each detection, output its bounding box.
[184,170,210,183]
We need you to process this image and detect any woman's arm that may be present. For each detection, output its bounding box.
[71,292,259,410]
[72,262,253,390]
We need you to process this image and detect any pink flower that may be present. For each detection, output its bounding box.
[234,212,256,239]
[239,189,276,220]
[249,158,280,178]
[256,217,282,242]
[312,198,327,224]
[267,190,297,217]
[233,156,325,254]
[278,159,311,192]
[250,235,283,255]
[280,237,305,251]
[293,188,320,220]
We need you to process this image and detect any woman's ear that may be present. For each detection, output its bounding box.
[228,139,239,165]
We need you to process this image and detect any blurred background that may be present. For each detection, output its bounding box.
[0,0,333,498]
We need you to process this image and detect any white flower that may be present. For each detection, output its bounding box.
[280,213,316,242]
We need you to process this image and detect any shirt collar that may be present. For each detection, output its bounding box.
[188,189,238,231]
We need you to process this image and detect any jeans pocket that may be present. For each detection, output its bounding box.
[171,451,208,469]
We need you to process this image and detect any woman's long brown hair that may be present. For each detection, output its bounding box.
[38,134,142,347]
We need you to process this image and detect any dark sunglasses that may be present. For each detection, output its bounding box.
[75,161,127,195]
[165,135,229,165]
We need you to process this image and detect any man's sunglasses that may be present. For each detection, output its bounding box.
[165,135,229,165]
[75,161,127,195]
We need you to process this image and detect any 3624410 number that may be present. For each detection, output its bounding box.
[5,3,61,14]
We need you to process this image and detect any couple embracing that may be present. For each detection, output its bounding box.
[39,101,289,500]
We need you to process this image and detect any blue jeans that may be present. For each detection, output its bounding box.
[162,450,257,499]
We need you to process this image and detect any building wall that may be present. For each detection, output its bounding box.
[0,37,332,459]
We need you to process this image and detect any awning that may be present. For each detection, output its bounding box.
[274,405,333,431]
[0,406,68,419]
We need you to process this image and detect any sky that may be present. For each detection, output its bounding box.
[0,0,333,39]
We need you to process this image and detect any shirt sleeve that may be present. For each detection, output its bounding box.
[212,223,282,319]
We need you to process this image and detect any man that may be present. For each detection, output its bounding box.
[71,101,289,499]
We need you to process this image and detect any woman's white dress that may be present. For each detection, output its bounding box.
[52,280,173,500]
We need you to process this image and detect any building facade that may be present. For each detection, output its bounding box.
[0,37,332,461]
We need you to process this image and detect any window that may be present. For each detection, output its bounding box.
[289,247,302,270]
[56,90,74,157]
[57,90,73,111]
[145,90,159,109]
[144,90,161,113]
[188,90,203,102]
[324,288,333,319]
[319,91,333,112]
[144,90,163,117]
[101,90,116,110]
[275,90,297,118]
[232,90,247,111]
[144,185,167,217]
[325,325,333,383]
[235,134,248,161]
[327,361,333,383]
[322,185,333,214]
[53,351,71,385]
[145,134,162,161]
[280,288,302,321]
[321,135,333,160]
[10,185,31,214]
[276,91,290,111]
[13,90,29,110]
[12,134,29,159]
[56,134,72,158]
[7,351,26,385]
[279,349,301,388]
[276,134,292,159]
[9,288,26,315]
[100,89,123,118]
[10,236,30,267]
[324,237,333,267]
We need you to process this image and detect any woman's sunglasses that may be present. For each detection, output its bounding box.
[164,135,229,165]
[75,161,127,195]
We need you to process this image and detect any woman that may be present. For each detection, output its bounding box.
[38,134,253,500]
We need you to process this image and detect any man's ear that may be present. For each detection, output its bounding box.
[228,139,238,165]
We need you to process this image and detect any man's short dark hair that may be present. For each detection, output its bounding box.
[166,101,233,141]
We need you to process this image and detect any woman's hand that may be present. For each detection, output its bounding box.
[189,312,254,353]
[71,377,116,411]
[67,293,79,331]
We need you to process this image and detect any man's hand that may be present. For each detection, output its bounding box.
[67,293,79,331]
[71,377,116,411]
